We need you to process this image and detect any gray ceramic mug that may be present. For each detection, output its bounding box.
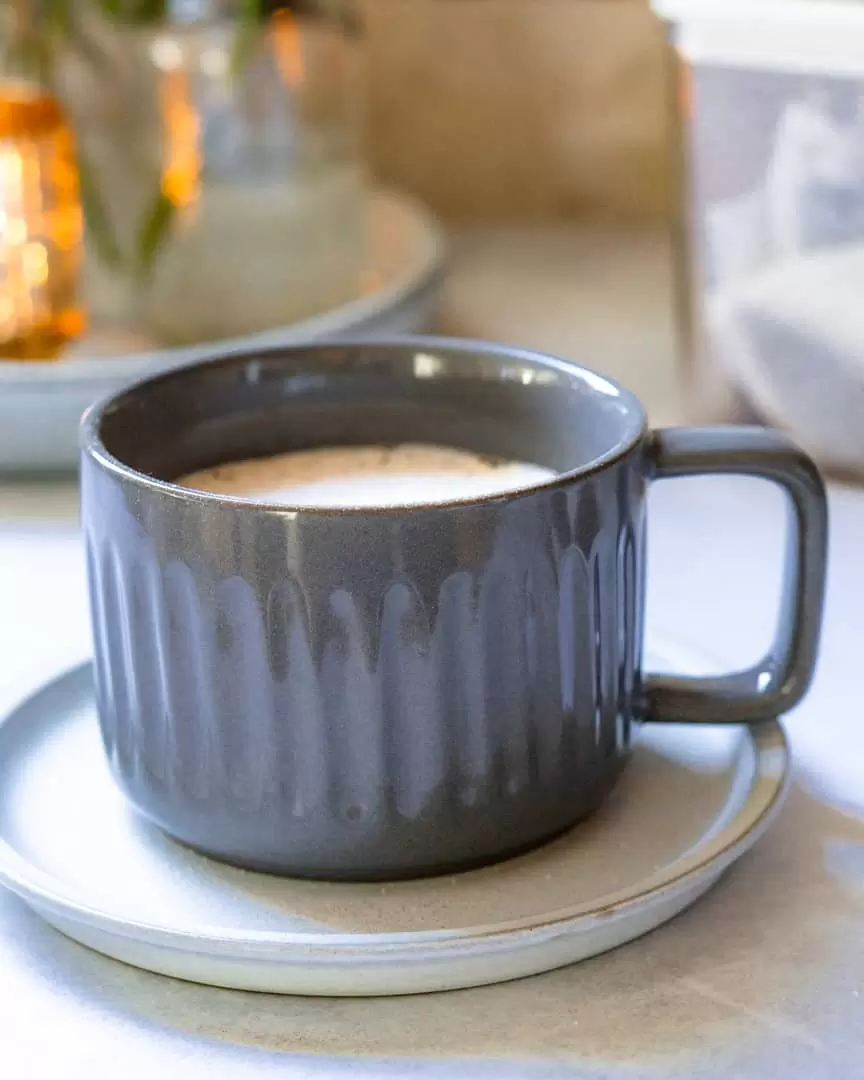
[80,339,827,880]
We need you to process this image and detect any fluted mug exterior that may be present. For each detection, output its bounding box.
[80,339,827,880]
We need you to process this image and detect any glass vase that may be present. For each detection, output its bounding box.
[53,0,366,348]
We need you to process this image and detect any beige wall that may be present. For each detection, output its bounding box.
[361,0,672,222]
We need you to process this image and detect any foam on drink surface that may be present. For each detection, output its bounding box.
[178,444,556,508]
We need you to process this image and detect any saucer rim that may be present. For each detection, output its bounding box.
[0,660,789,964]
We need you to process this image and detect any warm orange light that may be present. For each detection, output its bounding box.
[0,82,85,361]
[160,68,201,210]
[22,240,48,285]
[272,8,305,91]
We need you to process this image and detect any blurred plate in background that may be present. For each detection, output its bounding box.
[0,190,444,475]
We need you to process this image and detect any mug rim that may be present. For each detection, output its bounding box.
[80,335,648,517]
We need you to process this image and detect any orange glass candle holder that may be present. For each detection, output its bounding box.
[0,81,85,360]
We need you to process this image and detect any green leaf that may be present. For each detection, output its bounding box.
[77,152,123,269]
[135,190,176,278]
[230,0,265,79]
[42,0,70,41]
[95,0,169,23]
[46,1,118,78]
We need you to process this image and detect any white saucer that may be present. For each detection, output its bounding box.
[0,640,788,997]
[0,189,444,473]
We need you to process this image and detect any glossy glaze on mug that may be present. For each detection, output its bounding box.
[80,339,827,880]
[81,341,647,879]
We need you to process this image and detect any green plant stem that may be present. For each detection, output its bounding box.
[31,0,274,276]
[230,0,265,78]
[135,191,176,280]
[96,0,169,23]
[76,152,123,268]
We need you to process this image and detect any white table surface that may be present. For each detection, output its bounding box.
[1,228,862,1079]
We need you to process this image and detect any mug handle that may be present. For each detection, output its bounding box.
[643,426,828,724]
